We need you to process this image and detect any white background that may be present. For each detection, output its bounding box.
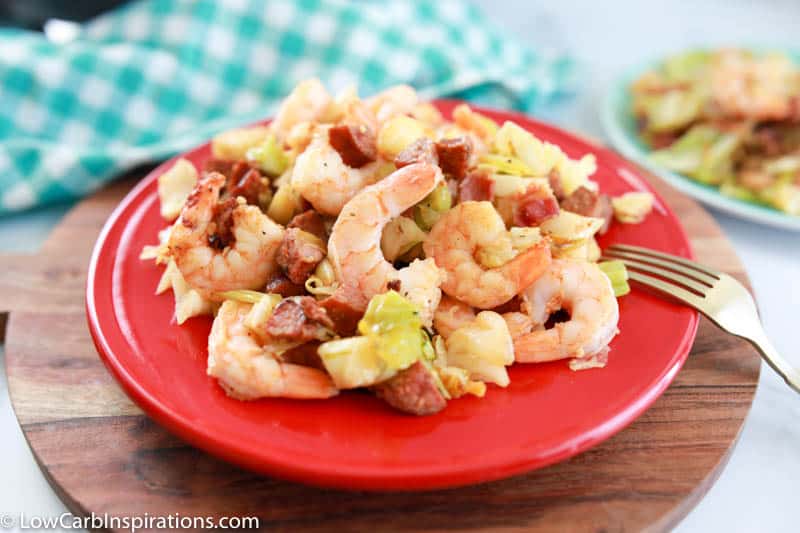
[1,1,799,531]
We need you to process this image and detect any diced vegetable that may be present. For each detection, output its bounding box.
[140,224,174,265]
[760,180,800,215]
[377,115,432,158]
[552,237,600,262]
[598,260,631,297]
[493,121,563,176]
[611,192,655,224]
[436,365,486,399]
[488,173,530,197]
[477,154,534,176]
[211,126,270,161]
[382,216,427,262]
[426,181,453,212]
[663,50,711,81]
[218,289,272,304]
[313,258,336,286]
[476,238,515,269]
[246,134,289,176]
[640,89,705,133]
[358,291,424,368]
[413,182,452,231]
[157,158,198,221]
[509,226,543,253]
[319,291,429,389]
[318,337,396,389]
[694,132,741,185]
[413,205,438,232]
[267,181,303,224]
[159,260,214,324]
[244,293,283,338]
[720,181,761,203]
[540,210,605,244]
[555,154,598,196]
[445,311,514,387]
[651,124,720,172]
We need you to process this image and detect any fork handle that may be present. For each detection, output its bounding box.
[745,331,800,394]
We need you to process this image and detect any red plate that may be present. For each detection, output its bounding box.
[87,102,698,490]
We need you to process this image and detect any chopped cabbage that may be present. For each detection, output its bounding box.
[140,223,174,265]
[445,311,514,387]
[377,115,432,158]
[539,210,605,245]
[157,260,214,324]
[211,126,271,161]
[157,159,198,221]
[413,182,452,231]
[267,181,303,224]
[244,293,283,339]
[319,291,429,389]
[382,216,427,262]
[246,134,289,176]
[598,260,631,297]
[612,192,655,224]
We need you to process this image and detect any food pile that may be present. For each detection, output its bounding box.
[631,49,800,215]
[142,80,653,415]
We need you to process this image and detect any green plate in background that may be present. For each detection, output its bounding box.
[601,56,800,232]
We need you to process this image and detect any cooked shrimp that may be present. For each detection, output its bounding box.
[327,163,442,311]
[169,172,284,295]
[208,300,338,400]
[270,78,332,140]
[365,85,418,125]
[514,259,618,363]
[291,127,383,216]
[434,295,532,341]
[423,201,551,309]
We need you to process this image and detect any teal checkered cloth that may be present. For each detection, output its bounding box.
[0,0,574,214]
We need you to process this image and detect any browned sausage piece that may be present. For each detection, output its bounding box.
[228,167,266,206]
[328,123,378,168]
[435,137,473,179]
[203,159,267,206]
[264,296,335,342]
[276,228,327,285]
[206,196,238,250]
[458,170,494,202]
[394,138,438,168]
[287,210,328,241]
[512,183,560,226]
[320,293,363,337]
[264,273,307,297]
[560,186,613,234]
[373,361,446,416]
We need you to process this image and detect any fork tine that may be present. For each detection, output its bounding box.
[607,244,721,279]
[601,256,710,295]
[627,271,705,308]
[605,246,720,285]
[603,249,718,286]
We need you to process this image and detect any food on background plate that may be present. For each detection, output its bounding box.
[630,48,800,215]
[141,79,655,415]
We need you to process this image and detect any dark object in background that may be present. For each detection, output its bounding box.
[0,0,130,29]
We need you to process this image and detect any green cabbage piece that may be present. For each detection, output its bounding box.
[318,291,429,389]
[245,134,288,176]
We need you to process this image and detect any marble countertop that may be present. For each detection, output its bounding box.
[1,0,798,530]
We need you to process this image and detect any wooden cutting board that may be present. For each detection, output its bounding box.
[1,168,760,532]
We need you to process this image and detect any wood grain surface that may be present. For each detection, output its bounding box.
[0,169,760,532]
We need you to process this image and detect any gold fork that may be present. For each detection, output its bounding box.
[602,243,800,393]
